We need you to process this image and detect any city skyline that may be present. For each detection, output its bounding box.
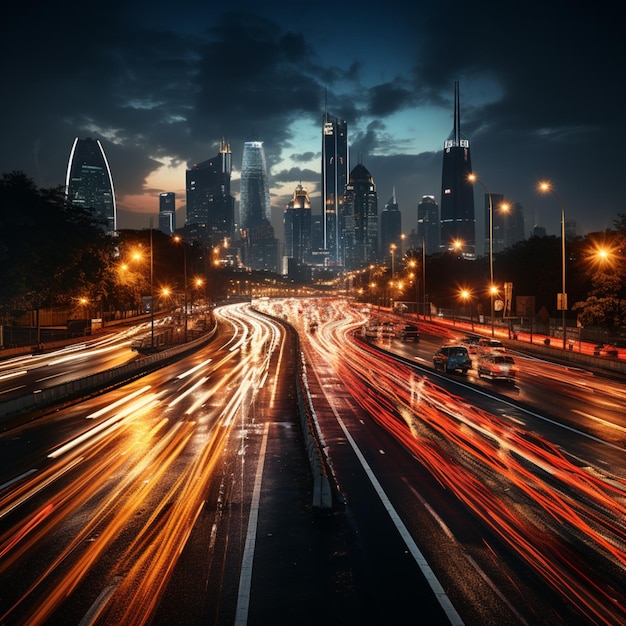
[2,0,622,249]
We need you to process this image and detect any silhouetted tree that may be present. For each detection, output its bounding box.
[0,171,114,321]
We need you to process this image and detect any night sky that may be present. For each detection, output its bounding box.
[1,0,622,247]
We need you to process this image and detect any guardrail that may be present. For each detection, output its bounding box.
[0,327,217,422]
[296,349,333,509]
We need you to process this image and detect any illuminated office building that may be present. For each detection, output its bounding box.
[380,189,401,263]
[440,82,475,257]
[283,184,312,263]
[417,195,440,255]
[343,162,378,269]
[159,192,176,235]
[65,137,116,233]
[185,139,234,245]
[322,111,348,267]
[240,140,277,271]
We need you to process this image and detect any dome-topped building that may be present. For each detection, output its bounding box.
[343,161,378,269]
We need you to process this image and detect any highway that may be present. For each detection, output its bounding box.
[0,299,624,625]
[266,297,626,625]
[0,323,152,403]
[0,304,289,625]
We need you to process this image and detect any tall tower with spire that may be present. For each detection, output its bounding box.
[440,81,475,257]
[380,188,401,264]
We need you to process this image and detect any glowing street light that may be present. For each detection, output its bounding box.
[538,181,567,349]
[173,234,188,342]
[468,173,495,336]
[459,288,474,331]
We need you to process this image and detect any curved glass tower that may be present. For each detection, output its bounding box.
[65,137,117,233]
[240,141,271,228]
[239,140,277,271]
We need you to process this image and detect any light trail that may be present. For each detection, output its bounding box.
[175,357,213,379]
[278,297,626,625]
[0,302,285,625]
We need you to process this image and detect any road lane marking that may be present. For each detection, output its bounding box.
[330,407,464,626]
[406,481,527,623]
[234,420,269,625]
[573,409,626,434]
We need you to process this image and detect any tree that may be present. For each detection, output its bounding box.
[0,171,114,321]
[572,273,626,328]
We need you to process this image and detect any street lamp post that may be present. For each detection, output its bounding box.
[173,235,188,342]
[390,243,397,280]
[539,182,567,349]
[422,236,426,320]
[150,226,155,348]
[468,174,495,336]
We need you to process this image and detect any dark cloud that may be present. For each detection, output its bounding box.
[0,0,622,237]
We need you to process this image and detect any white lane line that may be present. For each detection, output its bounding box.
[573,408,626,434]
[406,482,527,624]
[234,420,269,626]
[332,407,464,626]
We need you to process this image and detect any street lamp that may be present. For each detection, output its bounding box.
[539,182,567,349]
[390,243,397,280]
[459,288,474,331]
[468,173,495,336]
[408,259,418,316]
[173,235,188,342]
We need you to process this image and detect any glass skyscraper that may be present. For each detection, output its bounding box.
[65,137,116,233]
[240,141,271,228]
[283,184,312,263]
[440,82,475,257]
[417,195,440,256]
[322,111,348,267]
[380,189,401,264]
[185,139,234,245]
[159,192,176,235]
[343,163,378,269]
[240,140,277,271]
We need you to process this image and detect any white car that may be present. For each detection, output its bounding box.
[477,354,517,382]
[477,338,505,355]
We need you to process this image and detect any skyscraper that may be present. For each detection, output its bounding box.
[322,111,348,267]
[240,140,277,271]
[159,192,176,235]
[65,137,116,233]
[440,82,475,257]
[240,141,271,228]
[380,189,401,263]
[343,162,378,269]
[185,139,234,245]
[417,195,440,255]
[283,184,312,263]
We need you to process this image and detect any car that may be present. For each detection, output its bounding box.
[379,321,395,336]
[477,338,506,355]
[433,345,473,374]
[460,335,480,353]
[362,324,378,339]
[477,354,517,382]
[398,324,420,341]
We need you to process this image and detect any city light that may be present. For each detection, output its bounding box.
[538,181,567,349]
